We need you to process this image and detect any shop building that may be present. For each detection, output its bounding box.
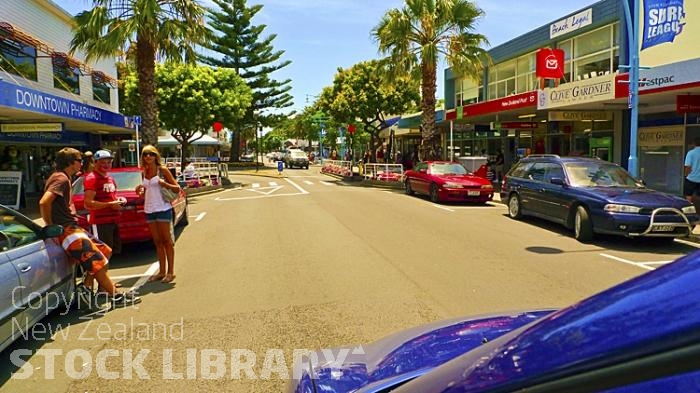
[0,0,132,205]
[442,0,700,195]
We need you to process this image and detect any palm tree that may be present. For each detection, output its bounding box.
[372,0,489,158]
[68,0,211,146]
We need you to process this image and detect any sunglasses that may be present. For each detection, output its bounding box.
[142,152,157,157]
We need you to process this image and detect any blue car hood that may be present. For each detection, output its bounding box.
[289,310,555,393]
[584,186,688,207]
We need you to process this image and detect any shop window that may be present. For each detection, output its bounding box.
[52,54,81,95]
[0,36,37,81]
[558,23,619,83]
[92,71,111,104]
[574,26,611,58]
[575,52,611,80]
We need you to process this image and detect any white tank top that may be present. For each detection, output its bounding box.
[143,173,172,213]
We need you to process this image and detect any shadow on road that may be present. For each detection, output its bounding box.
[512,214,699,254]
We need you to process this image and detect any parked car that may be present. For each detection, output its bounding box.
[404,161,494,203]
[0,204,72,354]
[289,250,700,393]
[500,154,698,242]
[285,149,310,169]
[72,167,188,247]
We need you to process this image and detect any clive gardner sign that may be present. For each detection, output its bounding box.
[0,80,128,129]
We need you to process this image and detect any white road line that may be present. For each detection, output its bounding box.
[303,180,314,185]
[252,183,260,188]
[432,204,455,212]
[125,262,161,292]
[195,212,206,222]
[320,181,334,186]
[215,192,309,201]
[269,181,279,186]
[600,253,655,271]
[284,178,310,194]
[674,238,700,248]
[639,261,673,266]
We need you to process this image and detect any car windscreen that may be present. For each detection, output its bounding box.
[431,163,468,175]
[564,162,641,188]
[291,151,307,158]
[72,171,143,195]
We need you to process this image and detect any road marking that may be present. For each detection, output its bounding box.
[600,253,655,271]
[247,186,283,195]
[118,262,161,292]
[285,178,310,194]
[269,182,278,186]
[303,180,314,185]
[252,183,260,188]
[195,212,206,222]
[320,181,334,186]
[432,204,455,212]
[674,238,700,248]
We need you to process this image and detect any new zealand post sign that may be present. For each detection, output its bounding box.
[642,0,686,50]
[536,49,565,79]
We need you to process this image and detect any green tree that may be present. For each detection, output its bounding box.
[319,60,419,161]
[122,62,253,172]
[372,0,489,157]
[202,0,294,161]
[69,0,211,146]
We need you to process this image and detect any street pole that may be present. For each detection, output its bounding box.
[622,0,641,178]
[450,120,454,161]
[135,119,141,167]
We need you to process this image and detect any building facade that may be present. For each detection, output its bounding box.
[443,0,700,195]
[0,0,132,205]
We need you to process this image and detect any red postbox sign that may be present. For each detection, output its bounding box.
[213,121,223,133]
[347,124,356,134]
[536,48,565,80]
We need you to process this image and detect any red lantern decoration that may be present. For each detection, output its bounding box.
[347,124,356,134]
[213,121,223,133]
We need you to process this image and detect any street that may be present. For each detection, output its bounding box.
[1,167,697,392]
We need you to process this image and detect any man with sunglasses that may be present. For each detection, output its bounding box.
[39,147,139,307]
[83,150,124,254]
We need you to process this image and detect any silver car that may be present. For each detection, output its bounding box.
[0,205,71,353]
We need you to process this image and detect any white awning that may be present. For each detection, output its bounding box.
[158,133,221,145]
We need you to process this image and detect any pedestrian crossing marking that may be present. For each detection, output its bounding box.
[303,180,313,185]
[252,183,261,188]
[320,181,333,186]
[269,182,278,186]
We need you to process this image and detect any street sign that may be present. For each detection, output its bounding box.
[320,129,327,137]
[133,115,142,126]
[129,143,136,152]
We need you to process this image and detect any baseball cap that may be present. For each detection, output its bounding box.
[94,150,113,160]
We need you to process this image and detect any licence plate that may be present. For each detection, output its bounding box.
[468,190,481,196]
[652,225,675,232]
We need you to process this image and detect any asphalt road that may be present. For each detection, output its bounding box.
[2,167,698,392]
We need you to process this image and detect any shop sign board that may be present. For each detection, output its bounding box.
[550,8,592,39]
[0,171,22,209]
[548,111,614,121]
[640,0,698,67]
[677,95,700,114]
[462,91,537,117]
[0,80,129,129]
[0,123,63,132]
[538,74,616,110]
[638,126,685,147]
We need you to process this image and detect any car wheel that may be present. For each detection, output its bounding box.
[405,180,414,195]
[508,194,523,219]
[574,206,594,242]
[429,183,440,203]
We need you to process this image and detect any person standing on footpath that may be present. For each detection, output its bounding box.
[684,137,700,203]
[39,147,139,306]
[84,150,124,253]
[136,145,180,283]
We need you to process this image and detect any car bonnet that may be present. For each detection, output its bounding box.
[394,251,700,392]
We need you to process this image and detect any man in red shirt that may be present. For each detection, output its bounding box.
[83,150,124,254]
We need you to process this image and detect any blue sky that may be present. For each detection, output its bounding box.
[57,0,596,112]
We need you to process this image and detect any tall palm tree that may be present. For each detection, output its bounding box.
[372,0,489,157]
[69,0,211,146]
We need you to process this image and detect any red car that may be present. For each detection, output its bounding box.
[404,161,494,203]
[71,167,188,248]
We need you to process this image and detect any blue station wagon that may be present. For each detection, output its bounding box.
[499,155,698,242]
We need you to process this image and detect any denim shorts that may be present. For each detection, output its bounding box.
[145,208,173,223]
